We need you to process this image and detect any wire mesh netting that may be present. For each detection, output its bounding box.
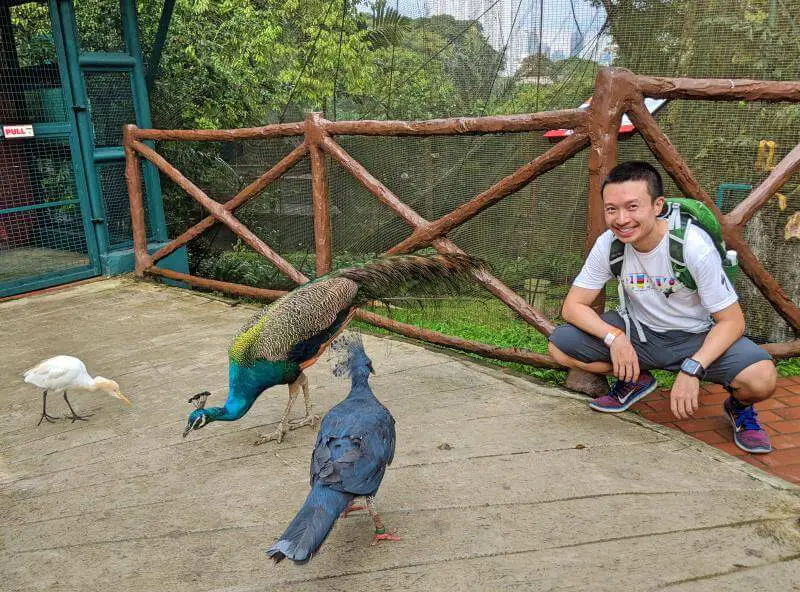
[0,137,90,282]
[98,160,153,248]
[1,3,92,286]
[84,70,135,147]
[124,0,800,350]
[1,2,66,124]
[72,0,126,53]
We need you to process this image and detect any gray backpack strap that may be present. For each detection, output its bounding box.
[608,238,647,344]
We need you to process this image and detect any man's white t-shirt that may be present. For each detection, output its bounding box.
[573,226,738,333]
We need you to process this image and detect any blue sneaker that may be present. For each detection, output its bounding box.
[723,396,773,454]
[589,372,658,413]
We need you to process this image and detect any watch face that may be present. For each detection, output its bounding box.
[682,359,701,376]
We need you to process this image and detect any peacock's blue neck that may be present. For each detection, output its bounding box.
[211,359,300,421]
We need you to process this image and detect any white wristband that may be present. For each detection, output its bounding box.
[603,330,622,347]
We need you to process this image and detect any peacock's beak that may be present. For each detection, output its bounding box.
[116,392,132,406]
[182,423,194,438]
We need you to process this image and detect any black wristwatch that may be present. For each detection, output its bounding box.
[680,358,705,379]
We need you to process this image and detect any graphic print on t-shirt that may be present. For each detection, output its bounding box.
[624,272,680,298]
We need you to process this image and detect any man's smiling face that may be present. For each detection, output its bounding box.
[602,179,664,248]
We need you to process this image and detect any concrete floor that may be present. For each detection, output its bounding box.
[1,278,799,592]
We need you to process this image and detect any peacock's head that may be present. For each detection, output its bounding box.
[183,391,213,437]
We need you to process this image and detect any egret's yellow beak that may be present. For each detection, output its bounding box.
[116,392,132,406]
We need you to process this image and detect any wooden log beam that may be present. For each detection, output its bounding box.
[124,125,151,275]
[636,75,800,102]
[149,142,308,265]
[132,140,308,285]
[728,141,800,227]
[132,122,305,142]
[145,267,287,301]
[323,110,587,136]
[761,340,800,359]
[386,132,590,255]
[307,113,333,276]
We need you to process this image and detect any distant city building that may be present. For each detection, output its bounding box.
[423,1,606,73]
[570,28,584,57]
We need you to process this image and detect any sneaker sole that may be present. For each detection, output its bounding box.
[588,380,658,413]
[724,408,773,454]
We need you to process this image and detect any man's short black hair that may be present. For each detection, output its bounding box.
[601,161,663,201]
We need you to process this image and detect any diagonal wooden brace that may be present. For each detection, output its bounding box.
[149,142,309,266]
[132,140,308,285]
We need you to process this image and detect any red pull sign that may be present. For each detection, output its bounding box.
[3,124,35,138]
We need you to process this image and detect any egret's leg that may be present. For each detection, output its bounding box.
[36,391,58,426]
[63,391,92,422]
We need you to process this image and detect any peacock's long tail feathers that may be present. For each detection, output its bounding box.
[267,483,354,564]
[333,253,483,303]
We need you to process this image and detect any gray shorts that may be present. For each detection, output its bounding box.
[549,311,772,387]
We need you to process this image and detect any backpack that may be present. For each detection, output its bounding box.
[609,197,738,291]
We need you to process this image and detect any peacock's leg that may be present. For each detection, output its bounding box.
[288,372,320,430]
[254,383,299,445]
[37,391,59,426]
[366,495,400,545]
[63,391,92,422]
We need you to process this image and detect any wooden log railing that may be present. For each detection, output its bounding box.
[125,68,800,383]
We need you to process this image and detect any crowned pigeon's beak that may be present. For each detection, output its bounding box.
[367,361,375,374]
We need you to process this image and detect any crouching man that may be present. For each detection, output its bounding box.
[549,161,777,454]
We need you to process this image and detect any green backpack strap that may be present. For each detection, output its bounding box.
[663,201,697,290]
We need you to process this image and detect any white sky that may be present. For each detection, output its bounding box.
[387,0,609,55]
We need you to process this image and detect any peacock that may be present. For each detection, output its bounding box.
[268,333,398,564]
[182,253,482,443]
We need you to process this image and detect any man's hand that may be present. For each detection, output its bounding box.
[609,334,640,383]
[670,372,700,419]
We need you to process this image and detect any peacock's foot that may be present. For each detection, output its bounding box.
[66,412,92,423]
[370,528,400,546]
[339,504,366,519]
[253,426,288,446]
[288,414,320,430]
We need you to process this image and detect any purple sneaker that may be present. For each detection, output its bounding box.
[723,396,772,454]
[589,372,657,413]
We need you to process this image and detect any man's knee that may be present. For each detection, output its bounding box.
[548,341,574,367]
[731,360,777,400]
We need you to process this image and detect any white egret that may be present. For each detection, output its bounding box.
[23,356,130,425]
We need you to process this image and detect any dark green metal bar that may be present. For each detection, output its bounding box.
[0,265,97,299]
[78,52,136,68]
[94,146,125,162]
[0,199,79,216]
[50,0,104,270]
[146,0,176,94]
[30,122,71,137]
[121,0,167,242]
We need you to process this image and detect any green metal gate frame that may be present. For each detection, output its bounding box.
[1,0,170,298]
[0,0,100,297]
